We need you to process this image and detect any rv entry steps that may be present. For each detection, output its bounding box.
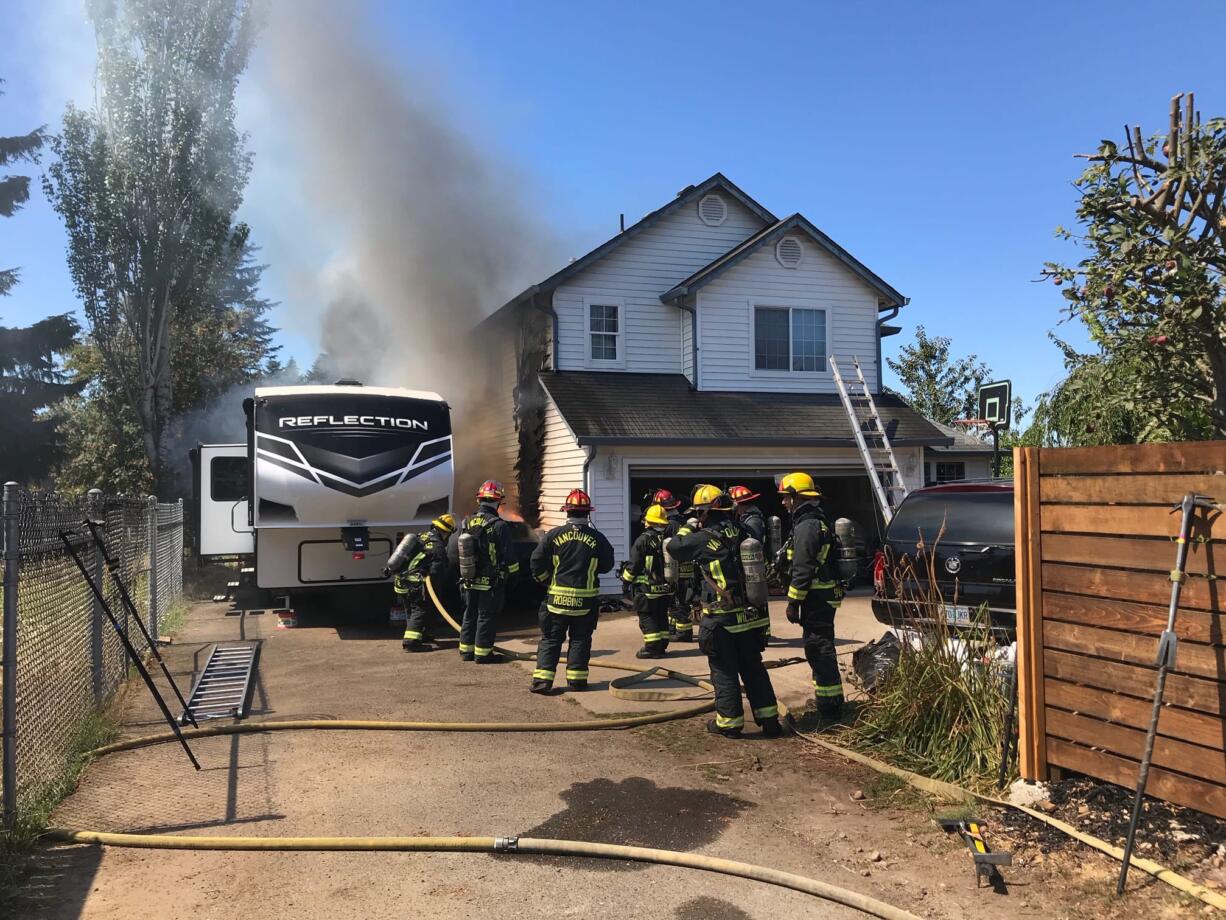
[180,643,259,724]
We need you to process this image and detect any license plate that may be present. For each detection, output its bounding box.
[943,604,973,626]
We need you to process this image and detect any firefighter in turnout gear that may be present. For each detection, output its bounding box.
[729,485,765,541]
[529,490,614,693]
[779,472,844,721]
[384,514,456,651]
[448,480,519,664]
[668,487,781,738]
[656,489,695,643]
[624,503,675,658]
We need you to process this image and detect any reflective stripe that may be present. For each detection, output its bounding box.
[715,713,744,729]
[507,561,520,573]
[547,603,593,616]
[753,705,778,719]
[458,643,474,653]
[641,630,669,642]
[621,567,635,583]
[813,683,844,698]
[475,646,493,656]
[402,629,423,640]
[724,615,770,634]
[587,557,599,593]
[532,669,555,680]
[565,669,588,680]
[786,585,808,601]
[549,585,600,598]
[709,560,727,590]
[535,571,550,584]
[393,586,411,595]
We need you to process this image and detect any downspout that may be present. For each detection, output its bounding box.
[531,290,560,371]
[582,445,597,496]
[676,296,698,390]
[875,303,902,395]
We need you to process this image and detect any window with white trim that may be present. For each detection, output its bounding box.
[753,306,826,372]
[936,461,967,484]
[588,302,620,362]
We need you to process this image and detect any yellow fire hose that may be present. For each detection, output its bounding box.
[46,578,921,920]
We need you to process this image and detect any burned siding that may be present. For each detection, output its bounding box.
[513,304,551,528]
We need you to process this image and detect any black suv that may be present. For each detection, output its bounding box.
[870,481,1016,634]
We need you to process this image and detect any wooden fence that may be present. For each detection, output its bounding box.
[1014,442,1225,818]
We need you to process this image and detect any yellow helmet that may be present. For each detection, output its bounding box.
[432,513,457,534]
[643,503,669,527]
[691,484,723,508]
[778,472,821,498]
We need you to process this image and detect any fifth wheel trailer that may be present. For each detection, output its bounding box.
[191,382,453,598]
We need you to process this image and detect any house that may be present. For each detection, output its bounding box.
[467,173,951,590]
[924,421,997,484]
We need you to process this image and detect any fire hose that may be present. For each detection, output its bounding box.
[45,577,920,920]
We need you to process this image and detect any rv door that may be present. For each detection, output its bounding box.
[198,443,255,556]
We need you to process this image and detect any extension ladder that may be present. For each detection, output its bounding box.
[180,643,259,723]
[829,355,909,524]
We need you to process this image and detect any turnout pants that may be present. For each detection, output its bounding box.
[401,584,437,642]
[669,577,694,638]
[699,615,778,732]
[636,593,672,652]
[800,596,843,717]
[533,602,599,687]
[460,585,504,660]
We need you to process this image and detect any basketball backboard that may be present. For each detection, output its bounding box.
[977,380,1012,430]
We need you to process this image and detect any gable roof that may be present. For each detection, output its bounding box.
[927,419,996,454]
[659,213,908,310]
[541,371,950,447]
[480,173,776,327]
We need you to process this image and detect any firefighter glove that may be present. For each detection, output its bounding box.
[785,602,801,624]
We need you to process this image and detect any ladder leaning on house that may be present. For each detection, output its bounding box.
[828,355,909,525]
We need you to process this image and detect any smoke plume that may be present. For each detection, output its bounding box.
[252,2,562,501]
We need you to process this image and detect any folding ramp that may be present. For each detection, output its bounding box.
[180,643,259,723]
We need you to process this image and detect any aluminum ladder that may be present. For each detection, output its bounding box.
[829,355,909,525]
[180,643,258,723]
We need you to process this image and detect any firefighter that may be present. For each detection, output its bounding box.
[655,489,695,643]
[729,485,765,541]
[529,489,614,693]
[668,486,781,738]
[623,503,675,658]
[383,514,456,652]
[778,471,844,721]
[448,480,519,664]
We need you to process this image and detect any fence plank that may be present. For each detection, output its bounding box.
[1046,708,1226,784]
[1041,533,1216,576]
[1044,648,1224,716]
[1040,472,1226,505]
[1038,442,1226,476]
[1046,737,1226,819]
[1045,678,1226,749]
[1043,591,1226,646]
[1040,504,1220,541]
[1045,620,1226,681]
[1015,448,1048,781]
[1042,563,1224,613]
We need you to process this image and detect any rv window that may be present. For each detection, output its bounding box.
[210,457,248,502]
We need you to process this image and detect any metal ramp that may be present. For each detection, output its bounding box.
[829,355,909,525]
[180,643,259,723]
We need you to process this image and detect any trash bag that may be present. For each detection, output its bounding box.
[853,631,902,693]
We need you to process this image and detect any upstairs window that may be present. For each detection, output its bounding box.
[589,302,620,362]
[753,306,826,373]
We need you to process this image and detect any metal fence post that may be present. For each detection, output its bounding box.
[3,482,21,829]
[87,488,105,699]
[147,495,159,642]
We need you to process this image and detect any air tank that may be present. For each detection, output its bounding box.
[740,537,769,609]
[457,531,479,582]
[662,537,678,586]
[834,517,863,583]
[384,532,418,576]
[766,515,783,560]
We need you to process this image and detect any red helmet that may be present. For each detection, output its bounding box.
[561,488,594,513]
[653,489,681,510]
[729,485,760,504]
[476,480,505,502]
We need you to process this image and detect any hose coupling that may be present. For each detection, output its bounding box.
[494,836,520,853]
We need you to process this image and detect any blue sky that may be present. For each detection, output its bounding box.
[3,0,1225,410]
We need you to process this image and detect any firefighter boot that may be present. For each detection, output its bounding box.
[760,716,784,738]
[530,679,552,694]
[705,719,743,739]
[475,652,508,664]
[402,638,432,652]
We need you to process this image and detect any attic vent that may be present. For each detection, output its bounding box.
[697,194,727,227]
[775,235,804,268]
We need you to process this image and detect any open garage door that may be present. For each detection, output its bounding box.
[627,467,887,560]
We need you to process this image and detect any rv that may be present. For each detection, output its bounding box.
[191,382,453,598]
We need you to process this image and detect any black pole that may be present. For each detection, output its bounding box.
[58,532,200,771]
[991,425,1001,478]
[1117,493,1213,894]
[82,519,197,727]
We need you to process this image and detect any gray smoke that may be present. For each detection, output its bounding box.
[256,2,560,405]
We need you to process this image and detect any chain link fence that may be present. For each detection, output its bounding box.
[1,485,185,825]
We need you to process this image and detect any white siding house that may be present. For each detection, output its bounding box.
[473,173,950,591]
